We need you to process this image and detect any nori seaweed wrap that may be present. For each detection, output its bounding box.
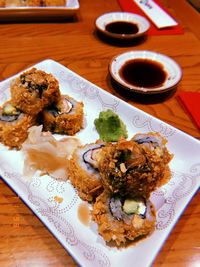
[10,67,60,115]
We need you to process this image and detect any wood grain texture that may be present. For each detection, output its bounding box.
[0,0,200,266]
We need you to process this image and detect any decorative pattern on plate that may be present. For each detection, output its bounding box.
[153,169,197,230]
[46,178,68,193]
[0,83,10,103]
[2,170,111,266]
[190,163,200,175]
[132,115,176,137]
[78,241,111,267]
[40,209,79,245]
[39,210,111,266]
[63,73,121,112]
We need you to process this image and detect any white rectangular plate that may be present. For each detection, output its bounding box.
[0,59,200,267]
[0,0,79,22]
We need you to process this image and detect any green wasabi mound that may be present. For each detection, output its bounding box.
[94,109,128,142]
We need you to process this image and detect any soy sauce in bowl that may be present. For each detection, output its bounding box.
[95,12,150,41]
[105,21,139,35]
[109,50,182,95]
[119,59,167,88]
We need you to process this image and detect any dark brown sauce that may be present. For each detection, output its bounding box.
[119,59,167,88]
[78,202,91,226]
[105,21,139,35]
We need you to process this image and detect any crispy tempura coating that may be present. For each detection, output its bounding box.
[67,142,104,202]
[98,138,172,198]
[92,191,156,246]
[41,95,84,135]
[43,0,66,6]
[10,68,60,115]
[0,101,36,149]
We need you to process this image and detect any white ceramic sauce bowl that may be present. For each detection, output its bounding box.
[95,12,150,40]
[109,50,182,94]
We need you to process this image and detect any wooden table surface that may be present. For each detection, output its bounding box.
[0,0,199,266]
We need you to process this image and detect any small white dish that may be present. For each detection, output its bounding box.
[95,12,150,40]
[109,50,182,94]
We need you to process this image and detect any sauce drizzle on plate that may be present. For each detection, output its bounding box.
[78,202,91,226]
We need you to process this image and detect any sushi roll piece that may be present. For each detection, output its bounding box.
[10,68,60,115]
[0,101,36,149]
[98,138,148,197]
[67,142,104,202]
[43,0,66,6]
[41,95,84,135]
[5,0,41,6]
[132,132,173,187]
[98,137,172,198]
[5,0,21,6]
[132,132,172,165]
[24,0,41,6]
[92,191,156,246]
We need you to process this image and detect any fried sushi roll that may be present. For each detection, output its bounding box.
[92,191,156,246]
[41,95,84,135]
[43,0,66,6]
[98,137,172,198]
[132,132,172,165]
[10,68,60,115]
[5,0,21,6]
[5,0,41,6]
[0,101,36,149]
[132,132,173,187]
[67,142,104,202]
[24,0,41,6]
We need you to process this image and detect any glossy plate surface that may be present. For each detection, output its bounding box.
[0,59,199,267]
[95,12,150,40]
[0,0,79,21]
[109,50,182,94]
